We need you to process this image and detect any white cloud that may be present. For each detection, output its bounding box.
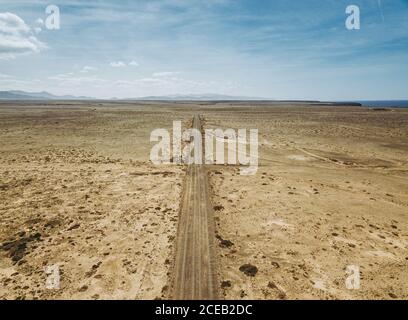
[109,60,139,67]
[109,61,126,67]
[0,72,12,78]
[111,75,229,96]
[0,12,46,59]
[48,73,106,87]
[80,66,98,73]
[153,71,180,77]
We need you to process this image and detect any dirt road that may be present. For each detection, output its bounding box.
[172,115,219,300]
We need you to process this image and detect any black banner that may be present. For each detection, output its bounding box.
[0,300,404,319]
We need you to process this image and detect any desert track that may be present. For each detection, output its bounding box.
[172,115,219,300]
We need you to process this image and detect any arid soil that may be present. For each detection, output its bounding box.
[1,102,407,300]
[0,102,189,300]
[205,106,408,300]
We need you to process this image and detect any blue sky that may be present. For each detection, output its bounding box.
[0,0,407,99]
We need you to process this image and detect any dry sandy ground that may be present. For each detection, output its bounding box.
[204,105,408,300]
[1,102,407,300]
[0,102,189,300]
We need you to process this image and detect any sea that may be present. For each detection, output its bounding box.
[356,100,408,108]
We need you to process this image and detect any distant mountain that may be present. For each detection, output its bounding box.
[0,90,94,100]
[0,91,265,101]
[0,91,29,100]
[129,93,268,101]
[0,90,372,106]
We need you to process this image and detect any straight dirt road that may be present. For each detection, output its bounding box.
[172,115,219,300]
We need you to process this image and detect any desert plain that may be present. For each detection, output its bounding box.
[0,101,407,300]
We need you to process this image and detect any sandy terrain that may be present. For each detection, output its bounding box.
[0,102,188,300]
[1,102,407,300]
[204,106,408,300]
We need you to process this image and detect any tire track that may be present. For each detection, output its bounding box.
[172,115,219,300]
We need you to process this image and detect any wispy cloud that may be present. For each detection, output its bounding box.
[0,12,46,59]
[80,66,98,73]
[110,60,139,67]
[153,71,180,77]
[0,72,12,78]
[48,72,106,87]
[109,61,126,67]
[377,0,385,22]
